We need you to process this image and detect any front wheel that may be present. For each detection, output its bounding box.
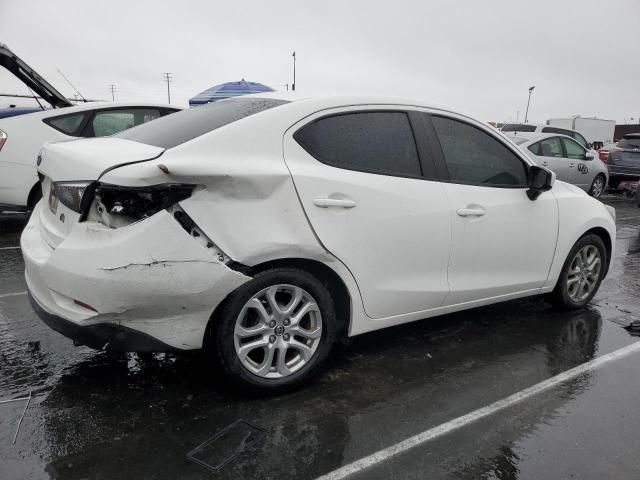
[588,174,606,198]
[548,234,607,310]
[212,268,337,393]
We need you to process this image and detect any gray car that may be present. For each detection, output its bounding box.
[508,133,609,198]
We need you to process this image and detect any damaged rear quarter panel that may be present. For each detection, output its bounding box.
[42,210,250,349]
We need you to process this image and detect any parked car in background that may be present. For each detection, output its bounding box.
[0,106,45,119]
[507,133,608,197]
[22,94,616,392]
[546,116,615,150]
[0,43,181,214]
[0,102,180,214]
[501,123,591,149]
[606,134,640,189]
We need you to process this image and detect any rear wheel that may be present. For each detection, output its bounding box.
[588,174,606,198]
[213,268,337,393]
[548,234,606,310]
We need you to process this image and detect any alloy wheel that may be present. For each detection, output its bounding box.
[590,176,604,197]
[233,284,322,379]
[566,245,601,302]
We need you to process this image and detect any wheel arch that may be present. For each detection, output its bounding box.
[27,181,42,210]
[205,257,353,347]
[581,226,612,277]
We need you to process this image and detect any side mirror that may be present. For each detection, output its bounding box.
[527,165,555,200]
[585,153,594,160]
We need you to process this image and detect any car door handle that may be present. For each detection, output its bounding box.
[456,207,485,217]
[313,198,357,208]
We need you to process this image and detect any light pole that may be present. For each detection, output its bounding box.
[163,73,172,104]
[292,51,296,91]
[524,85,535,123]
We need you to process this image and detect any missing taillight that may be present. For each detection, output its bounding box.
[91,183,197,227]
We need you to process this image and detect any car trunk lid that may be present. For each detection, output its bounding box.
[37,138,165,248]
[0,43,72,109]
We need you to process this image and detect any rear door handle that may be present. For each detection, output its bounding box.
[457,207,485,217]
[313,198,357,208]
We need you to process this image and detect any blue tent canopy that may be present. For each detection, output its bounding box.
[189,79,274,106]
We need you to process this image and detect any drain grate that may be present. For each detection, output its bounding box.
[186,420,266,472]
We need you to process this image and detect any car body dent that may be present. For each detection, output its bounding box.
[22,206,250,349]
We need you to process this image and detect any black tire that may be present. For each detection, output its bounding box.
[212,268,337,393]
[548,234,607,310]
[588,174,606,198]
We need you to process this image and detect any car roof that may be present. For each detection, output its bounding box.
[243,92,486,127]
[506,132,575,145]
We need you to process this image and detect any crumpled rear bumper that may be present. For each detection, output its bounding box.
[22,206,251,350]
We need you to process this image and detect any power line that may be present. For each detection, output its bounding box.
[163,72,172,104]
[109,84,116,102]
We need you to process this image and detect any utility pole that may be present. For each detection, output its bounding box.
[524,85,535,123]
[109,84,116,102]
[163,72,172,104]
[292,51,296,91]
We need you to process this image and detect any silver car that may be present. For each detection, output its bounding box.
[508,133,608,198]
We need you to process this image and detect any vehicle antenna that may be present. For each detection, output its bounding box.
[57,68,87,102]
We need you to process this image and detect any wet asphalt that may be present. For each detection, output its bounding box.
[0,193,639,480]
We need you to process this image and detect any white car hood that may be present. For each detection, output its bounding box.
[38,137,165,181]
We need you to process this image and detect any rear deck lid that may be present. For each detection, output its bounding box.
[37,137,165,248]
[0,43,72,109]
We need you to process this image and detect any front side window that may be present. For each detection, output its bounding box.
[44,112,87,136]
[92,108,162,137]
[562,137,587,160]
[294,111,422,177]
[573,132,588,148]
[539,137,563,157]
[432,116,528,187]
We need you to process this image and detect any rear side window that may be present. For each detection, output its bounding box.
[432,116,528,187]
[44,112,87,136]
[501,124,536,133]
[117,98,289,149]
[91,108,162,137]
[294,111,421,177]
[528,142,542,155]
[539,137,563,157]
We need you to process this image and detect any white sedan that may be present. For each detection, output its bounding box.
[0,43,179,214]
[22,94,616,392]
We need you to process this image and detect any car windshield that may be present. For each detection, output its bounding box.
[501,124,537,132]
[116,97,289,149]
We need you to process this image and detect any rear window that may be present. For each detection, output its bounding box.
[509,137,528,145]
[501,124,536,133]
[618,137,640,149]
[116,98,289,149]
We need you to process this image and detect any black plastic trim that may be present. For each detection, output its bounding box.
[29,293,180,352]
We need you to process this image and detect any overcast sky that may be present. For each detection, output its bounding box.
[1,0,639,123]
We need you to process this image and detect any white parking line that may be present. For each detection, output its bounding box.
[0,291,27,299]
[315,340,640,480]
[0,246,20,250]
